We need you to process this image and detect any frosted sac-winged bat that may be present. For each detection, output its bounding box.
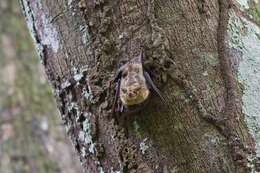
[113,51,166,113]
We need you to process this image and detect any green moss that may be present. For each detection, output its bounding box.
[133,120,142,137]
[173,122,184,130]
[204,53,219,66]
[256,32,260,40]
[248,2,260,26]
[192,49,219,66]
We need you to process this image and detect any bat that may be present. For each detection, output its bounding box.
[113,51,166,113]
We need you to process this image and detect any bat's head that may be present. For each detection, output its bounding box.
[118,52,150,106]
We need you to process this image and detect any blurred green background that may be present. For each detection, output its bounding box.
[0,1,83,173]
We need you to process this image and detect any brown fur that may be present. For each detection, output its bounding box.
[119,57,150,106]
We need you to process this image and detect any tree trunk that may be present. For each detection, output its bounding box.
[20,0,260,172]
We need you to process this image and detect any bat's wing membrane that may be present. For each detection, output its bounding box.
[144,71,167,104]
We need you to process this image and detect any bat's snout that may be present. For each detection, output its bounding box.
[120,84,150,106]
[123,85,141,97]
[127,90,137,98]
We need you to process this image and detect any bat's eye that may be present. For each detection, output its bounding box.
[134,68,139,73]
[122,71,128,78]
[135,86,141,91]
[121,88,127,93]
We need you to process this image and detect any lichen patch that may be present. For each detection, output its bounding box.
[228,10,260,172]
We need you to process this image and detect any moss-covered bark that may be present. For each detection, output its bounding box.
[248,1,260,26]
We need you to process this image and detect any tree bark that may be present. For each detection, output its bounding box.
[20,0,260,172]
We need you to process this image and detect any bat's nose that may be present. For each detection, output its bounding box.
[127,85,141,97]
[127,91,137,98]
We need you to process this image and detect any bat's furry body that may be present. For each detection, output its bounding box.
[119,58,150,106]
[113,52,165,113]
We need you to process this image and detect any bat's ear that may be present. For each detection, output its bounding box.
[114,70,122,82]
[131,50,144,64]
[138,50,144,64]
[114,63,127,82]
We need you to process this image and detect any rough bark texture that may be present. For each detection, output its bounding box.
[20,0,259,172]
